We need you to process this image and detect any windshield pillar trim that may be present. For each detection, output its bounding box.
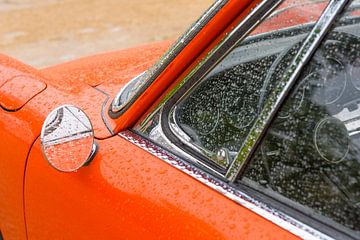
[227,0,352,182]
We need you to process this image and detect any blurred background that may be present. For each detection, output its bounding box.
[0,0,213,68]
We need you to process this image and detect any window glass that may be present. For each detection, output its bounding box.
[173,0,328,166]
[243,1,360,235]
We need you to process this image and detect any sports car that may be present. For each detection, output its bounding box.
[0,0,359,239]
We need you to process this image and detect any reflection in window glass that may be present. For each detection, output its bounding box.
[243,2,360,236]
[174,0,328,166]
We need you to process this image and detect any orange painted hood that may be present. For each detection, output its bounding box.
[40,40,173,97]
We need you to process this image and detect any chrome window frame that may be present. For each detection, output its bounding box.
[137,0,285,176]
[137,0,350,179]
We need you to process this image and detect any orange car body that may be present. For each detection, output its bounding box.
[0,0,327,239]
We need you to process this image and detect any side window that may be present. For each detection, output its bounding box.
[176,51,288,157]
[242,3,360,236]
[171,1,327,168]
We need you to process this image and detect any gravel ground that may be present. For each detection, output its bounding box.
[0,0,213,68]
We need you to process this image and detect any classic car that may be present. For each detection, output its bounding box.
[0,0,359,239]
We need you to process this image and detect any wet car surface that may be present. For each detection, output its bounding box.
[0,0,359,239]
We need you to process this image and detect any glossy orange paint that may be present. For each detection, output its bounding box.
[41,40,172,91]
[25,136,298,240]
[0,54,49,240]
[0,1,316,239]
[0,53,110,240]
[0,107,36,240]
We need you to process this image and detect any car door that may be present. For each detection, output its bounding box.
[23,1,299,239]
[23,0,355,239]
[0,52,53,239]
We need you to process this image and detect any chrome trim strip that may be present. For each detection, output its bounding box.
[110,0,229,117]
[226,0,351,181]
[119,130,333,240]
